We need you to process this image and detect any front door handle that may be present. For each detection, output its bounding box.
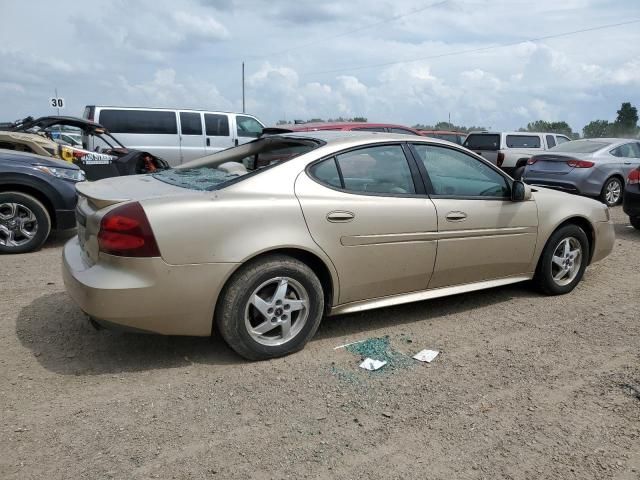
[206,138,210,147]
[445,211,467,222]
[327,211,355,222]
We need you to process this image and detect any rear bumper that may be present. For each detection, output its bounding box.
[523,168,602,197]
[62,237,239,336]
[592,220,615,264]
[622,184,640,218]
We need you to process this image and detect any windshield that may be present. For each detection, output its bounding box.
[463,134,500,151]
[153,136,322,191]
[550,140,610,154]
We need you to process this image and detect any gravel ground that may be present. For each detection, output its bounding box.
[1,206,639,479]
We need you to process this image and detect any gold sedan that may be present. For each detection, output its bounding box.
[63,132,614,360]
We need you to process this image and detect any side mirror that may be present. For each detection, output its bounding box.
[511,180,532,201]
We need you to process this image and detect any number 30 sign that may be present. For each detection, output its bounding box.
[49,97,65,109]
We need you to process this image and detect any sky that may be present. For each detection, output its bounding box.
[1,0,639,132]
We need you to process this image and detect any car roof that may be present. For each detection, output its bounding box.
[272,130,454,148]
[419,130,466,135]
[467,131,569,136]
[87,105,258,117]
[284,122,418,131]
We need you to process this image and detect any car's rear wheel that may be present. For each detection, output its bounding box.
[534,224,589,295]
[0,192,51,254]
[215,255,324,360]
[630,216,640,230]
[600,177,623,207]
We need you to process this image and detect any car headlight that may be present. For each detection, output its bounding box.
[35,165,86,182]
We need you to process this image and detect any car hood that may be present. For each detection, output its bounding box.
[0,149,79,169]
[530,185,609,222]
[76,173,197,209]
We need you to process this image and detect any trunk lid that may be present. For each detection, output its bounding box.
[528,153,585,175]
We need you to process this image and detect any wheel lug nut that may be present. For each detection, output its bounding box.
[284,304,290,311]
[275,300,282,306]
[267,308,274,314]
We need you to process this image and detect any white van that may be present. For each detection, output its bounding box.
[83,106,265,166]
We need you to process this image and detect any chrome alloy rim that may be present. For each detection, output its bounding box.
[244,277,309,346]
[0,203,38,247]
[551,237,582,286]
[605,180,621,205]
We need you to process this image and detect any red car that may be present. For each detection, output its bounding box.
[284,122,422,136]
[417,130,467,145]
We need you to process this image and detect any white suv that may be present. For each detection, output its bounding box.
[463,132,572,178]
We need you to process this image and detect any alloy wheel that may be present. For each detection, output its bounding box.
[605,179,622,206]
[244,277,309,346]
[0,202,38,247]
[550,237,582,286]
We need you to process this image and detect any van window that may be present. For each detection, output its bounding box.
[506,135,541,148]
[99,109,177,134]
[180,112,202,135]
[205,114,230,137]
[236,115,263,138]
[546,135,556,148]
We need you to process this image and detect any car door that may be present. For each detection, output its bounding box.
[610,142,640,176]
[178,112,206,163]
[204,113,234,154]
[235,114,264,146]
[295,143,438,305]
[410,143,539,288]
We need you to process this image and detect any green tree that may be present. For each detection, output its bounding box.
[525,120,573,137]
[582,120,611,138]
[351,117,368,122]
[612,102,638,137]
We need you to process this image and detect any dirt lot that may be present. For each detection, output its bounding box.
[1,206,639,479]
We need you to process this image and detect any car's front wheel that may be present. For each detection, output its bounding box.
[534,224,589,295]
[215,255,325,360]
[0,192,51,254]
[600,177,623,207]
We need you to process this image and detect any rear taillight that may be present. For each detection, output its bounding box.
[567,159,594,168]
[497,152,505,167]
[526,157,538,165]
[98,202,160,257]
[628,168,640,185]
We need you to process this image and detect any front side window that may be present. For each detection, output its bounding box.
[236,115,263,138]
[310,144,416,195]
[413,144,509,198]
[180,112,202,135]
[556,135,570,144]
[205,113,230,137]
[506,135,541,148]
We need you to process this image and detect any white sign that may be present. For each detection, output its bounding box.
[49,97,65,109]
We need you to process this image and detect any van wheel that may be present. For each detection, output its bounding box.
[215,255,324,360]
[533,224,589,295]
[0,192,51,254]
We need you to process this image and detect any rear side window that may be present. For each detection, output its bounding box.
[99,110,177,134]
[353,127,387,132]
[611,143,640,158]
[236,115,263,138]
[546,135,556,148]
[463,134,500,151]
[180,112,202,135]
[205,114,230,137]
[506,135,541,148]
[310,145,416,195]
[390,128,418,135]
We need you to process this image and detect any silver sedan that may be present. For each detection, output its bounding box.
[522,138,640,207]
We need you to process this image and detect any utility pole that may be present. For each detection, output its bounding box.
[242,62,245,113]
[448,112,451,127]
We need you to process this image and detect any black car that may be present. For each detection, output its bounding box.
[623,166,640,230]
[0,149,84,253]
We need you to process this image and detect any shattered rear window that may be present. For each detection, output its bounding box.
[152,168,241,191]
[152,136,323,191]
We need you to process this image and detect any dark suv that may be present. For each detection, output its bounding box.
[0,149,84,253]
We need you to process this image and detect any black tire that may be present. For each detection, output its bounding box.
[0,192,51,254]
[533,224,589,295]
[215,255,325,360]
[630,216,640,230]
[600,177,623,207]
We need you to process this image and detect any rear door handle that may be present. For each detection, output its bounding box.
[327,211,355,222]
[445,211,467,222]
[206,138,210,147]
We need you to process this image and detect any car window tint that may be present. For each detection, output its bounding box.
[556,136,570,144]
[390,128,418,135]
[335,145,416,195]
[205,114,230,137]
[236,115,263,138]
[180,112,202,135]
[633,143,640,158]
[413,144,509,198]
[309,158,342,188]
[99,110,177,134]
[506,135,541,148]
[434,134,458,143]
[463,134,500,151]
[546,135,556,148]
[352,127,387,132]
